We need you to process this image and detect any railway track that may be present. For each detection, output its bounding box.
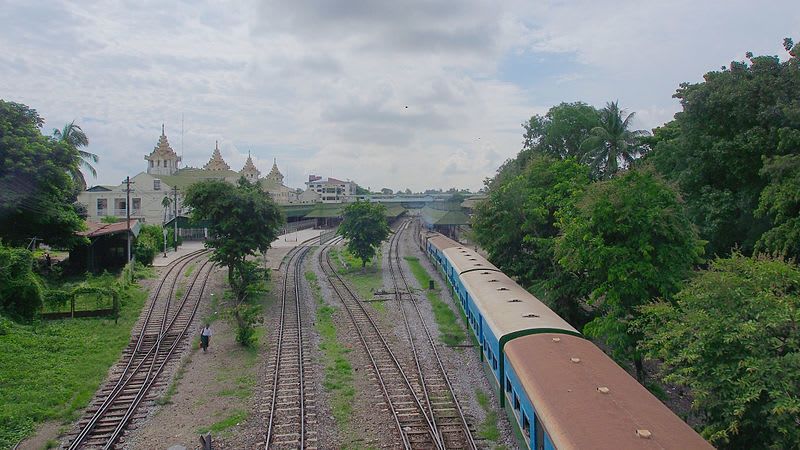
[66,250,214,449]
[319,238,443,450]
[387,220,477,450]
[264,242,317,449]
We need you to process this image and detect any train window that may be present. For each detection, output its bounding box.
[514,393,521,411]
[535,415,545,450]
[492,356,498,370]
[522,413,531,437]
[506,377,512,393]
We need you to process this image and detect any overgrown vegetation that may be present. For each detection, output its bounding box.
[0,275,148,447]
[197,409,248,435]
[473,39,800,447]
[305,270,357,447]
[403,256,465,346]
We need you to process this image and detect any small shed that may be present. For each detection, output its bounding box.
[70,220,140,273]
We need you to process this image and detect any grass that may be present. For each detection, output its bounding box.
[218,374,256,399]
[197,409,248,435]
[330,247,385,313]
[476,389,501,442]
[305,270,359,448]
[184,262,196,278]
[0,282,149,448]
[403,256,466,346]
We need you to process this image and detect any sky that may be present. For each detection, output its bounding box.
[1,1,797,192]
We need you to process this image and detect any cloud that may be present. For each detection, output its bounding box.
[1,0,797,192]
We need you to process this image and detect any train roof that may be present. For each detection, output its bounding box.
[505,333,712,450]
[458,265,577,338]
[442,246,501,273]
[425,232,461,251]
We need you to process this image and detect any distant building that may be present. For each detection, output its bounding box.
[78,126,301,224]
[305,175,357,203]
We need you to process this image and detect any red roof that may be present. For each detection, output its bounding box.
[78,220,140,238]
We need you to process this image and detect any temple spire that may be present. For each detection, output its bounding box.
[204,140,230,171]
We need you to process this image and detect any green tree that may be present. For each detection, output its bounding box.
[494,102,600,188]
[134,224,163,266]
[161,195,172,224]
[184,178,283,347]
[755,154,800,259]
[580,101,650,180]
[556,168,703,380]
[647,41,800,256]
[473,156,592,325]
[52,120,98,191]
[184,178,284,301]
[638,254,800,448]
[338,201,390,268]
[0,100,85,247]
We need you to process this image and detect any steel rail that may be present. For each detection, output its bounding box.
[102,258,216,449]
[265,243,311,449]
[389,220,478,450]
[319,238,442,450]
[68,250,212,449]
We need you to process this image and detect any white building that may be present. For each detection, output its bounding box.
[78,127,302,224]
[305,175,358,203]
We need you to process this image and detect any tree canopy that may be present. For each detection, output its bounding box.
[638,253,800,448]
[338,201,390,268]
[53,120,98,192]
[472,155,591,324]
[0,100,85,248]
[184,178,284,301]
[580,101,650,179]
[646,43,800,256]
[556,168,703,380]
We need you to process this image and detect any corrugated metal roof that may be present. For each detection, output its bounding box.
[78,220,141,238]
[421,206,469,226]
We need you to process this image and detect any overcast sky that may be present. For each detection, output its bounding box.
[2,1,796,192]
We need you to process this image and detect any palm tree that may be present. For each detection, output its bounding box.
[580,101,649,179]
[162,196,172,224]
[53,121,98,190]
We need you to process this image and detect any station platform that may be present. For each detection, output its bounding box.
[152,228,331,269]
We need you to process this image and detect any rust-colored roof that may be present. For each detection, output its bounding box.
[78,220,140,238]
[504,334,712,450]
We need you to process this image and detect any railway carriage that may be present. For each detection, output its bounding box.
[419,229,712,450]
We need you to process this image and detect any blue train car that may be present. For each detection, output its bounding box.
[420,230,712,450]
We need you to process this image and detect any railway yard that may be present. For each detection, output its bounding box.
[52,219,515,449]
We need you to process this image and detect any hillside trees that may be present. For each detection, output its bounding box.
[338,201,390,268]
[473,156,592,324]
[755,154,800,259]
[0,100,85,247]
[646,41,800,256]
[184,177,284,346]
[638,254,800,448]
[556,168,703,381]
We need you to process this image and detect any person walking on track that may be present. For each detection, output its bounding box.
[200,324,212,352]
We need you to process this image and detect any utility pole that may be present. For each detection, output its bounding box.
[125,176,134,262]
[173,185,179,251]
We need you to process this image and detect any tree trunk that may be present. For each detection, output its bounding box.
[634,355,645,383]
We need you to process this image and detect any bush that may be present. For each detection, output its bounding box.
[0,243,44,320]
[133,224,164,266]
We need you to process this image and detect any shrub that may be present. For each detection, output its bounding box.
[0,243,44,320]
